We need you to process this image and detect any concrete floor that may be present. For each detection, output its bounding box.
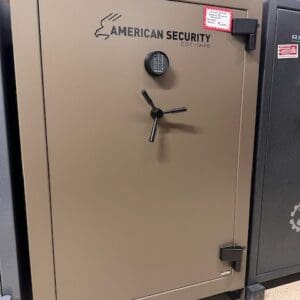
[201,280,300,300]
[264,281,300,300]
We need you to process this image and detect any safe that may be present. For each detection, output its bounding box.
[247,0,300,298]
[0,1,31,299]
[10,1,262,299]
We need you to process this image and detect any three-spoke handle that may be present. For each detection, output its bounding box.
[141,90,187,143]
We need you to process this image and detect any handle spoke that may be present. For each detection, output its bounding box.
[149,117,159,143]
[141,90,156,109]
[164,107,187,114]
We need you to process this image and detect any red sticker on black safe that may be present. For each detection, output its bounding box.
[278,44,299,59]
[203,6,233,32]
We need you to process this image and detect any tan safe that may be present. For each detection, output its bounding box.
[10,0,262,299]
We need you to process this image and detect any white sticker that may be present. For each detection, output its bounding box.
[278,44,299,59]
[204,6,233,32]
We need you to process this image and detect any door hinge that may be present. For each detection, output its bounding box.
[232,18,259,51]
[220,245,245,272]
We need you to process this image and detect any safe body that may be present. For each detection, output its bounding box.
[10,1,261,299]
[248,0,300,287]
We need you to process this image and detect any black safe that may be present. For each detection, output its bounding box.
[0,1,31,299]
[247,0,300,297]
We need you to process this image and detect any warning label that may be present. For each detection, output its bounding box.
[204,6,233,32]
[278,44,299,59]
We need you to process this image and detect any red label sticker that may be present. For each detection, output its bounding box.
[203,6,233,32]
[278,44,299,59]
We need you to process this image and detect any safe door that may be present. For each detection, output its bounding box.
[11,0,262,299]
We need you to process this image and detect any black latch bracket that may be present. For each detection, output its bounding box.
[220,245,245,272]
[232,18,258,51]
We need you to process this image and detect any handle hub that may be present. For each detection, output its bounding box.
[151,108,164,119]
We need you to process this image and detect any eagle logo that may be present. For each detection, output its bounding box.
[95,13,122,40]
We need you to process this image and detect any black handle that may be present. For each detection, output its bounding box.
[141,90,187,143]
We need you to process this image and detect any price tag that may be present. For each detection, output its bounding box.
[278,44,299,59]
[204,6,233,32]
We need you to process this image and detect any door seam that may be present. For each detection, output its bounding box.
[36,0,58,299]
